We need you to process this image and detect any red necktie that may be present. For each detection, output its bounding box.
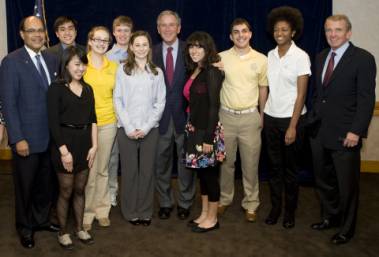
[166,47,174,87]
[323,52,336,86]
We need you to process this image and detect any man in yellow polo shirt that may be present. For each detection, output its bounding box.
[218,18,268,222]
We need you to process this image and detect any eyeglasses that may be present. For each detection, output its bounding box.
[91,38,110,44]
[23,29,45,34]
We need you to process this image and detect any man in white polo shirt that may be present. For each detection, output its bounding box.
[218,18,268,222]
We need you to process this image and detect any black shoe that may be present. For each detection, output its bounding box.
[331,233,351,245]
[282,217,295,229]
[282,212,295,229]
[36,223,60,232]
[128,219,140,225]
[264,210,280,225]
[140,219,151,226]
[177,207,190,220]
[187,219,199,228]
[311,219,337,230]
[192,222,220,233]
[20,235,35,249]
[158,207,172,219]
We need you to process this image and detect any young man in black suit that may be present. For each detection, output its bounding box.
[309,14,376,245]
[45,16,86,60]
[153,10,196,220]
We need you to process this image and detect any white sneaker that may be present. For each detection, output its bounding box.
[110,194,117,207]
[76,230,94,245]
[58,233,73,250]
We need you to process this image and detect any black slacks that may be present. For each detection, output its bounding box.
[196,165,220,202]
[263,114,305,216]
[13,151,53,237]
[310,134,360,236]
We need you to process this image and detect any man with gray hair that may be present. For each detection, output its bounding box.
[309,14,376,244]
[153,10,196,220]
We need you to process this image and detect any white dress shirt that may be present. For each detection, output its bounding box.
[113,64,166,135]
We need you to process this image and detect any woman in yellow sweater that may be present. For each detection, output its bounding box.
[83,26,118,231]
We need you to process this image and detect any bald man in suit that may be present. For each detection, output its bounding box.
[0,16,59,248]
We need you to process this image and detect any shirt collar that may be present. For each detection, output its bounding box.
[24,45,42,59]
[61,42,76,49]
[110,44,127,53]
[274,41,297,58]
[330,41,350,57]
[231,46,254,58]
[163,38,179,52]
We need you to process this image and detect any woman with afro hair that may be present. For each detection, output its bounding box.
[263,6,311,228]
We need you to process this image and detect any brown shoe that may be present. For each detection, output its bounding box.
[217,205,228,215]
[245,211,257,223]
[98,218,110,227]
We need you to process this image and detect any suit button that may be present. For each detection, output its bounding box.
[322,100,326,103]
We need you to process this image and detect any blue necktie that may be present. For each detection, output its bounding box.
[35,54,49,89]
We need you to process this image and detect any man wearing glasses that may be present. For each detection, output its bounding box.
[0,16,59,248]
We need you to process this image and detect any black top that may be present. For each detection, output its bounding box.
[0,101,4,124]
[189,66,224,144]
[47,80,97,148]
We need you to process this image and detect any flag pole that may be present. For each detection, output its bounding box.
[41,0,50,47]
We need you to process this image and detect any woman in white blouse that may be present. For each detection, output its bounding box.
[113,31,165,226]
[264,6,311,229]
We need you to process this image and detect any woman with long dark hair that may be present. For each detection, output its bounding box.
[47,46,97,249]
[183,31,224,233]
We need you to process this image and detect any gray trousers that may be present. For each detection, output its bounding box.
[155,118,196,209]
[118,128,158,220]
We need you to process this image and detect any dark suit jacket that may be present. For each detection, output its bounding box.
[44,43,86,65]
[189,66,223,144]
[0,47,59,153]
[153,41,187,135]
[311,42,376,150]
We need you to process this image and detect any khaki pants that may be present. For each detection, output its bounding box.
[84,123,117,224]
[219,109,262,212]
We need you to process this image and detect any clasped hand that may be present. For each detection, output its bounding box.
[127,129,145,140]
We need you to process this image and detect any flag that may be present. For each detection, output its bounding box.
[33,0,50,47]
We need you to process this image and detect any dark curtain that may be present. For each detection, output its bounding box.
[5,0,332,183]
[6,0,331,57]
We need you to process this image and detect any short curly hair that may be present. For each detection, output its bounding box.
[267,6,304,41]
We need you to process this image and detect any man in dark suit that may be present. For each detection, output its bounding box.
[153,10,196,220]
[0,16,59,248]
[309,14,376,245]
[44,16,86,61]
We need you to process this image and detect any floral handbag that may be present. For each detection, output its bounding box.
[184,121,226,169]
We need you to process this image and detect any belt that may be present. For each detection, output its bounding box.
[221,106,256,115]
[60,123,90,130]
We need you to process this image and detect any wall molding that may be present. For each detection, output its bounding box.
[374,102,379,116]
[361,160,379,173]
[0,148,12,160]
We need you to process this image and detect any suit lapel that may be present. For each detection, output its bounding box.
[317,50,329,88]
[42,51,57,81]
[327,43,355,86]
[172,41,185,87]
[21,47,47,89]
